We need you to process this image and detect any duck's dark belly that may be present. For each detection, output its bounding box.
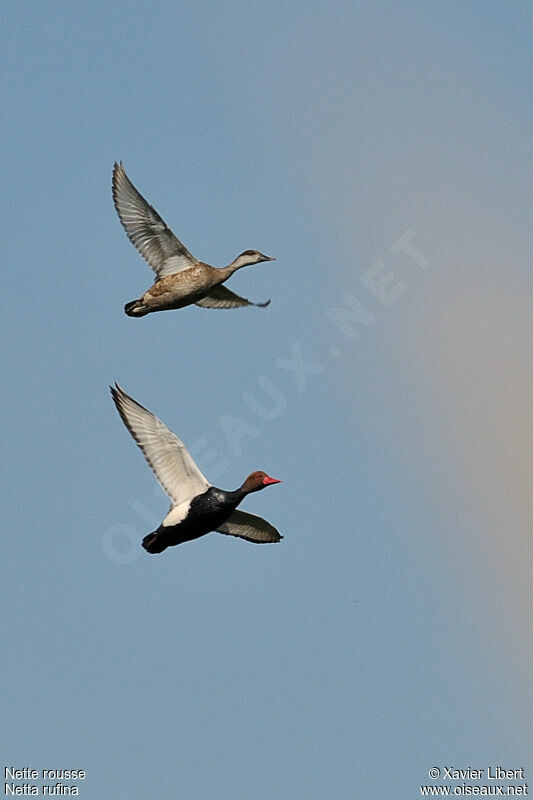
[159,488,237,547]
[152,288,211,311]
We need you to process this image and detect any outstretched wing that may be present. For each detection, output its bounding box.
[217,510,282,543]
[110,383,210,506]
[112,162,199,280]
[195,285,271,309]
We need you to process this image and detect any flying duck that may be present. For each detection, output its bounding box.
[112,162,275,316]
[110,384,283,553]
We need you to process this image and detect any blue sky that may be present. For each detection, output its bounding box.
[2,2,532,798]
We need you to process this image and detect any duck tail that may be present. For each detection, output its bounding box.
[124,299,149,317]
[142,530,168,554]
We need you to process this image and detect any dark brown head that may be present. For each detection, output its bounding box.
[241,471,282,493]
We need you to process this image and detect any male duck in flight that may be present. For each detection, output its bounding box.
[112,162,275,316]
[111,384,283,553]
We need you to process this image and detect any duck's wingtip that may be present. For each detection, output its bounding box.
[112,162,127,189]
[110,382,125,399]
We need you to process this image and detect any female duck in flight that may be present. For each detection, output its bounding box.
[112,162,275,316]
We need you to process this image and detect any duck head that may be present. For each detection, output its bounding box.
[241,471,282,493]
[229,250,276,270]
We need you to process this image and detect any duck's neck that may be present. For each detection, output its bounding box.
[222,484,254,506]
[213,486,248,506]
[218,255,252,280]
[230,486,249,503]
[217,264,239,281]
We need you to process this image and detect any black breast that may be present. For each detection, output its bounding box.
[188,487,239,526]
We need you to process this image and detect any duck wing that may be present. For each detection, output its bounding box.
[195,285,271,309]
[112,162,199,280]
[217,510,282,543]
[110,384,210,507]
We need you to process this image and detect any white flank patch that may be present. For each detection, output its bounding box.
[161,499,192,527]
